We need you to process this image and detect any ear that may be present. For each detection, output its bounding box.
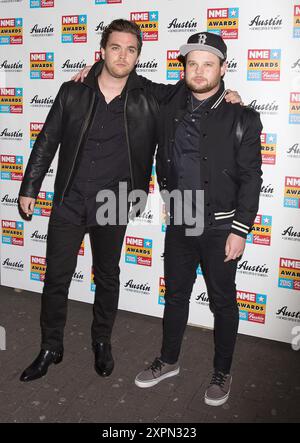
[100,47,105,60]
[221,61,227,77]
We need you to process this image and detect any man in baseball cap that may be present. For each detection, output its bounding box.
[135,32,262,408]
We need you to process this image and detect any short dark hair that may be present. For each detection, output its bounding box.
[100,19,142,55]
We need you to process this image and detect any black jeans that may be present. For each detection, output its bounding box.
[40,212,127,351]
[161,225,239,373]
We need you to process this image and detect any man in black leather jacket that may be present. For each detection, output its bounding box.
[135,32,263,407]
[18,19,179,382]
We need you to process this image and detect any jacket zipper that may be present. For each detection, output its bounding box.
[124,91,135,201]
[60,93,96,205]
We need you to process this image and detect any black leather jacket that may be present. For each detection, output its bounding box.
[19,61,170,208]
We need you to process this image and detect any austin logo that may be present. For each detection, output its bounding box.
[249,14,282,30]
[281,226,300,242]
[2,257,24,271]
[167,17,197,32]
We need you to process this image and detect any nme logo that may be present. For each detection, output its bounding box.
[294,5,300,38]
[247,49,281,81]
[289,92,300,124]
[2,220,24,246]
[237,290,267,324]
[61,15,87,44]
[130,11,159,41]
[166,50,184,81]
[30,122,43,148]
[34,191,53,217]
[158,277,165,305]
[278,258,300,291]
[207,8,239,39]
[0,154,23,181]
[30,255,46,281]
[260,133,277,165]
[0,17,23,45]
[30,52,54,79]
[247,214,272,246]
[0,87,23,113]
[284,176,300,208]
[125,236,153,267]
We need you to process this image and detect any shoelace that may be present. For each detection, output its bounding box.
[149,358,164,376]
[210,371,227,387]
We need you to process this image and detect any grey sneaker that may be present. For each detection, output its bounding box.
[204,370,232,406]
[135,357,180,388]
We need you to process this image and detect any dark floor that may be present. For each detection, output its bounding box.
[0,285,299,423]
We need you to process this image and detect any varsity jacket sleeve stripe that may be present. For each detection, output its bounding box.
[230,107,263,239]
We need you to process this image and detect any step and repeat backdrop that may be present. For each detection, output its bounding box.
[0,0,299,345]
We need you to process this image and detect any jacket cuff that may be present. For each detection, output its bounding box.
[230,219,250,239]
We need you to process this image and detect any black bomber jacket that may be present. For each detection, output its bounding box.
[156,82,263,238]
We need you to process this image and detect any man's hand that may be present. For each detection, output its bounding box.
[19,196,35,217]
[225,89,243,105]
[224,233,246,262]
[71,65,92,82]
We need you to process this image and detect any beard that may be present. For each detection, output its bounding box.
[185,76,220,94]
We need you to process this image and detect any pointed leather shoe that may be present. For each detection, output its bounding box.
[94,342,114,377]
[20,349,63,382]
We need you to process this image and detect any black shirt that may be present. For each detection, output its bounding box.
[52,76,131,226]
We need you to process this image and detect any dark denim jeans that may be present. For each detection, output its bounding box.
[40,212,127,351]
[161,225,239,373]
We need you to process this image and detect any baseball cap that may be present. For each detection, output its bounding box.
[179,32,227,60]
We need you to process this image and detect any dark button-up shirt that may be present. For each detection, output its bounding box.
[52,76,131,226]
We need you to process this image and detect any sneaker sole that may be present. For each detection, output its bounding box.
[204,391,230,406]
[135,367,180,388]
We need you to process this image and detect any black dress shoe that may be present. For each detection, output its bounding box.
[20,349,63,382]
[94,342,114,377]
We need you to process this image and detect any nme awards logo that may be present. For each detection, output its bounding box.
[2,220,24,246]
[30,256,46,282]
[158,277,165,305]
[30,122,43,148]
[0,18,22,45]
[130,11,159,41]
[95,0,122,4]
[0,88,23,113]
[149,165,155,193]
[167,17,197,33]
[207,8,239,39]
[30,0,54,7]
[1,155,23,181]
[0,58,22,72]
[294,5,300,38]
[125,236,152,266]
[30,52,54,79]
[91,267,95,291]
[260,133,276,165]
[278,258,300,291]
[247,214,272,246]
[289,92,300,124]
[167,50,184,81]
[61,15,87,44]
[237,290,267,324]
[247,49,281,81]
[34,191,53,217]
[284,176,300,208]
